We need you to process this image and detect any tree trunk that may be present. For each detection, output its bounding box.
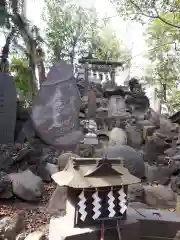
[38,60,46,83]
[162,83,167,102]
[0,28,15,73]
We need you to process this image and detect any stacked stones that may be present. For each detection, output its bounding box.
[77,77,180,210]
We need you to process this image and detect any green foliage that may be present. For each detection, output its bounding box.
[145,12,180,113]
[43,0,93,64]
[92,24,122,61]
[43,0,127,64]
[10,57,34,102]
[110,0,180,28]
[0,0,44,96]
[167,89,180,114]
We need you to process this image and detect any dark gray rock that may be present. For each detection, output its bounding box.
[0,213,24,240]
[45,163,58,176]
[0,73,17,144]
[9,170,44,201]
[144,135,170,164]
[37,163,51,183]
[97,145,145,179]
[172,155,180,161]
[125,124,143,149]
[16,118,35,143]
[171,175,180,195]
[14,147,34,163]
[41,147,61,164]
[143,185,176,208]
[156,155,169,165]
[145,163,171,185]
[142,125,156,141]
[0,172,13,199]
[0,144,14,171]
[145,108,160,128]
[36,163,58,182]
[57,152,80,170]
[164,147,178,157]
[129,202,148,209]
[159,116,174,135]
[128,183,144,202]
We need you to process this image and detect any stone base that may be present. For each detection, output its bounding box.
[49,207,180,240]
[49,207,140,240]
[136,208,180,240]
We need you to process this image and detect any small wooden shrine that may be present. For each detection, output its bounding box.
[51,156,140,240]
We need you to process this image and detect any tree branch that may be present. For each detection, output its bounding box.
[129,0,180,28]
[154,3,180,29]
[128,0,158,18]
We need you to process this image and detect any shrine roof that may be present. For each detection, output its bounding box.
[52,157,140,188]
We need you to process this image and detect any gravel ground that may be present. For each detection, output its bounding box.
[0,183,56,234]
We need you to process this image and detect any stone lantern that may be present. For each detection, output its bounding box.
[50,156,140,240]
[105,87,130,130]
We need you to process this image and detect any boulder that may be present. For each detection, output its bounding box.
[144,135,170,164]
[143,185,176,208]
[0,171,13,199]
[129,202,148,209]
[125,124,143,149]
[170,175,180,195]
[109,127,127,146]
[45,163,58,176]
[170,161,180,175]
[57,152,80,170]
[9,170,44,201]
[25,231,46,240]
[145,163,171,185]
[41,147,61,164]
[36,163,58,183]
[145,108,160,128]
[159,116,174,134]
[156,155,169,165]
[0,212,24,240]
[99,145,145,179]
[137,120,153,128]
[164,147,178,157]
[16,232,26,240]
[128,183,144,202]
[143,125,156,141]
[14,147,34,163]
[0,144,14,171]
[36,163,51,183]
[172,154,180,161]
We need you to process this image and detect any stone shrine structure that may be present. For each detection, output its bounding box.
[49,156,140,240]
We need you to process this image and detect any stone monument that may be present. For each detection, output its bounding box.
[31,61,83,149]
[0,72,16,144]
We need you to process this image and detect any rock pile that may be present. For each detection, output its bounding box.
[0,141,59,202]
[2,76,180,238]
[3,77,180,210]
[77,77,180,209]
